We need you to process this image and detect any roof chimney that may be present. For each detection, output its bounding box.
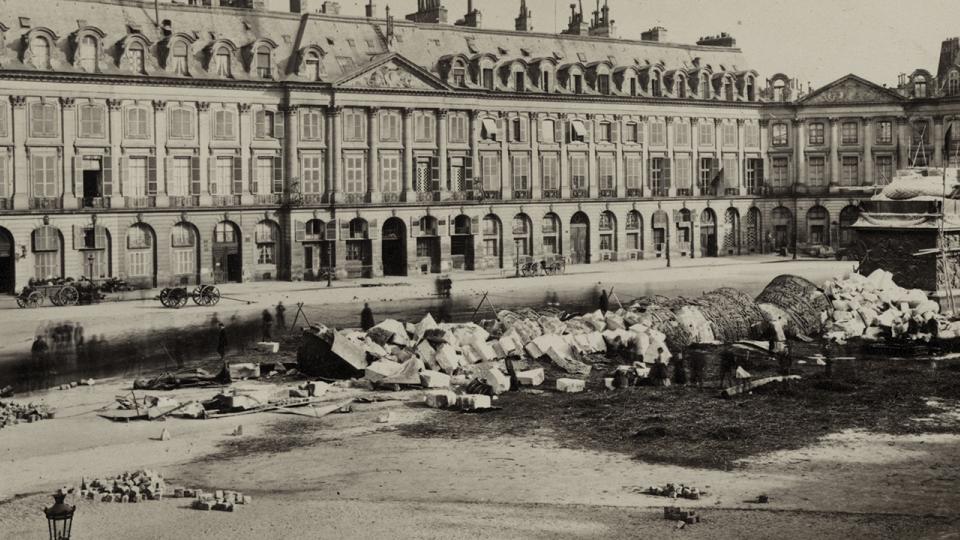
[588,0,615,38]
[515,0,532,32]
[641,26,667,42]
[365,0,377,17]
[696,32,736,47]
[456,0,481,28]
[406,0,448,24]
[562,1,589,36]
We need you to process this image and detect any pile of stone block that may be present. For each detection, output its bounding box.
[646,483,704,500]
[186,489,252,512]
[0,400,54,430]
[79,470,165,503]
[664,506,701,525]
[823,269,948,341]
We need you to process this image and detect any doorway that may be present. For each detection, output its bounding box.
[0,227,14,294]
[700,209,718,257]
[451,215,474,271]
[570,212,590,265]
[213,221,241,283]
[381,218,407,276]
[81,157,103,207]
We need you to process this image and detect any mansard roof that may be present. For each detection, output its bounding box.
[0,0,749,87]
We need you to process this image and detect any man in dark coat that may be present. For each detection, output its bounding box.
[361,303,375,331]
[261,309,273,341]
[275,301,287,331]
[599,289,610,314]
[217,323,228,363]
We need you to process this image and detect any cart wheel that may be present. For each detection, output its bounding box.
[205,286,221,306]
[26,291,43,308]
[159,288,171,308]
[59,286,79,306]
[178,294,189,308]
[16,295,26,308]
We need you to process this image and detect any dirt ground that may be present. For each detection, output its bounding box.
[1,369,959,539]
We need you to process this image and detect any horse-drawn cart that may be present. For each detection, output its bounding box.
[158,284,221,309]
[16,277,104,308]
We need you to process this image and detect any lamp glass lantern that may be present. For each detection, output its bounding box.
[44,491,75,540]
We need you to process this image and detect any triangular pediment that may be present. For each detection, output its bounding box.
[335,53,449,91]
[800,74,905,105]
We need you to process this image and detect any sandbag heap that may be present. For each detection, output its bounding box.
[756,275,833,338]
[0,400,54,430]
[79,470,165,503]
[823,269,948,341]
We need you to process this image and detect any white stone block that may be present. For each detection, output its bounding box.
[556,378,586,393]
[420,370,451,388]
[516,368,544,387]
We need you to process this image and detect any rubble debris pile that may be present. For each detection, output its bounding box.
[756,275,833,338]
[646,483,706,500]
[822,269,956,341]
[0,401,54,429]
[79,470,165,503]
[186,489,252,512]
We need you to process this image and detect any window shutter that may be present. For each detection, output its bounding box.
[254,111,265,138]
[73,225,83,250]
[612,121,620,143]
[249,157,258,194]
[147,156,157,195]
[190,156,201,195]
[165,156,174,192]
[471,215,480,233]
[709,158,719,186]
[464,156,474,189]
[208,158,217,194]
[339,220,350,240]
[585,120,593,143]
[274,111,285,139]
[326,219,338,241]
[368,218,379,240]
[294,220,305,242]
[232,156,243,195]
[273,156,283,193]
[73,156,83,198]
[519,118,528,142]
[663,158,672,188]
[647,159,653,188]
[430,156,440,192]
[94,225,108,250]
[757,160,765,185]
[555,118,563,144]
[119,157,128,196]
[410,216,420,238]
[102,150,113,197]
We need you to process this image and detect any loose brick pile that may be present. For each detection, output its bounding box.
[79,470,165,503]
[645,483,705,500]
[0,401,54,430]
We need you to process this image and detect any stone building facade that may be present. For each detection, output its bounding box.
[0,0,959,293]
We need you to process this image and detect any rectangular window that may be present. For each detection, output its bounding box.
[301,154,324,194]
[745,122,760,148]
[841,122,858,144]
[598,153,615,190]
[699,120,715,146]
[126,156,148,197]
[168,157,190,196]
[746,158,764,192]
[722,156,738,189]
[0,103,8,138]
[173,249,195,276]
[877,121,893,144]
[541,153,559,191]
[674,122,690,147]
[510,117,528,143]
[483,68,494,90]
[481,152,500,192]
[344,153,365,193]
[598,122,612,142]
[168,108,194,139]
[841,156,859,186]
[381,152,400,193]
[876,155,894,185]
[771,157,789,187]
[625,154,642,191]
[722,122,738,148]
[573,74,583,94]
[254,156,273,194]
[125,107,149,139]
[415,159,430,192]
[650,121,666,146]
[699,157,716,192]
[597,75,610,95]
[379,111,400,142]
[301,109,324,141]
[213,110,235,139]
[675,156,692,191]
[650,158,664,194]
[127,251,149,277]
[540,119,556,144]
[344,109,366,142]
[80,105,106,138]
[448,112,468,143]
[30,103,59,138]
[808,156,826,187]
[511,153,530,191]
[415,113,435,142]
[212,157,233,195]
[772,123,788,146]
[570,153,588,191]
[808,122,824,145]
[624,122,638,143]
[255,110,274,139]
[31,154,59,197]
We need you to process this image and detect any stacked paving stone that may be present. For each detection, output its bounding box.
[184,489,252,512]
[0,401,54,430]
[79,470,165,502]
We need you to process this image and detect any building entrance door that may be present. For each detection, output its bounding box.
[381,218,407,276]
[570,212,590,265]
[0,228,13,294]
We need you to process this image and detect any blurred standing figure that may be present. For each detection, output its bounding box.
[261,309,273,341]
[598,289,610,314]
[361,303,375,331]
[217,323,228,364]
[275,302,287,331]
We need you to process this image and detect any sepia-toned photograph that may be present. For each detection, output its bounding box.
[0,0,958,538]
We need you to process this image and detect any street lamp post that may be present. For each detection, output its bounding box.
[44,491,75,540]
[666,227,672,268]
[793,185,799,260]
[514,239,520,277]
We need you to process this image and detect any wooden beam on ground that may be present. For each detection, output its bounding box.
[720,375,801,399]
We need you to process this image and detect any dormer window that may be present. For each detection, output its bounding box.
[676,77,687,98]
[304,51,320,81]
[914,76,927,98]
[745,78,755,101]
[542,72,551,92]
[701,74,711,99]
[482,68,494,90]
[949,71,960,96]
[629,77,637,96]
[573,74,583,94]
[724,79,735,101]
[79,35,98,71]
[214,48,231,77]
[30,36,50,68]
[651,73,662,97]
[256,46,271,79]
[172,41,189,75]
[597,74,610,95]
[772,80,785,102]
[128,42,146,74]
[452,66,466,87]
[514,71,525,92]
